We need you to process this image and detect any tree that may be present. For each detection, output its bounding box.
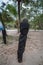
[6,4,17,17]
[31,14,43,30]
[0,0,43,30]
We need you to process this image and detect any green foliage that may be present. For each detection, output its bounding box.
[23,0,30,4]
[0,0,43,30]
[30,14,43,30]
[0,11,14,22]
[6,4,17,16]
[5,21,16,29]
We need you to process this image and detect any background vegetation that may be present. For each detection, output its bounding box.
[0,0,43,30]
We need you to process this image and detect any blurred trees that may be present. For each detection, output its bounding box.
[6,4,17,17]
[0,0,43,29]
[31,14,43,30]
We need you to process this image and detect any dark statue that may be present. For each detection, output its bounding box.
[17,18,29,63]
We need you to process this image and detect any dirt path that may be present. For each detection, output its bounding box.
[0,30,43,65]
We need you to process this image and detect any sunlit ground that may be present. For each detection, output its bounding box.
[0,30,43,65]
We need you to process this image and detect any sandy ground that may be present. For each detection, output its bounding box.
[0,30,43,65]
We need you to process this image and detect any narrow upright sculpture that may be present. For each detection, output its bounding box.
[17,18,29,63]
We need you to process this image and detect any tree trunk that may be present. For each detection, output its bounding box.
[18,1,21,32]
